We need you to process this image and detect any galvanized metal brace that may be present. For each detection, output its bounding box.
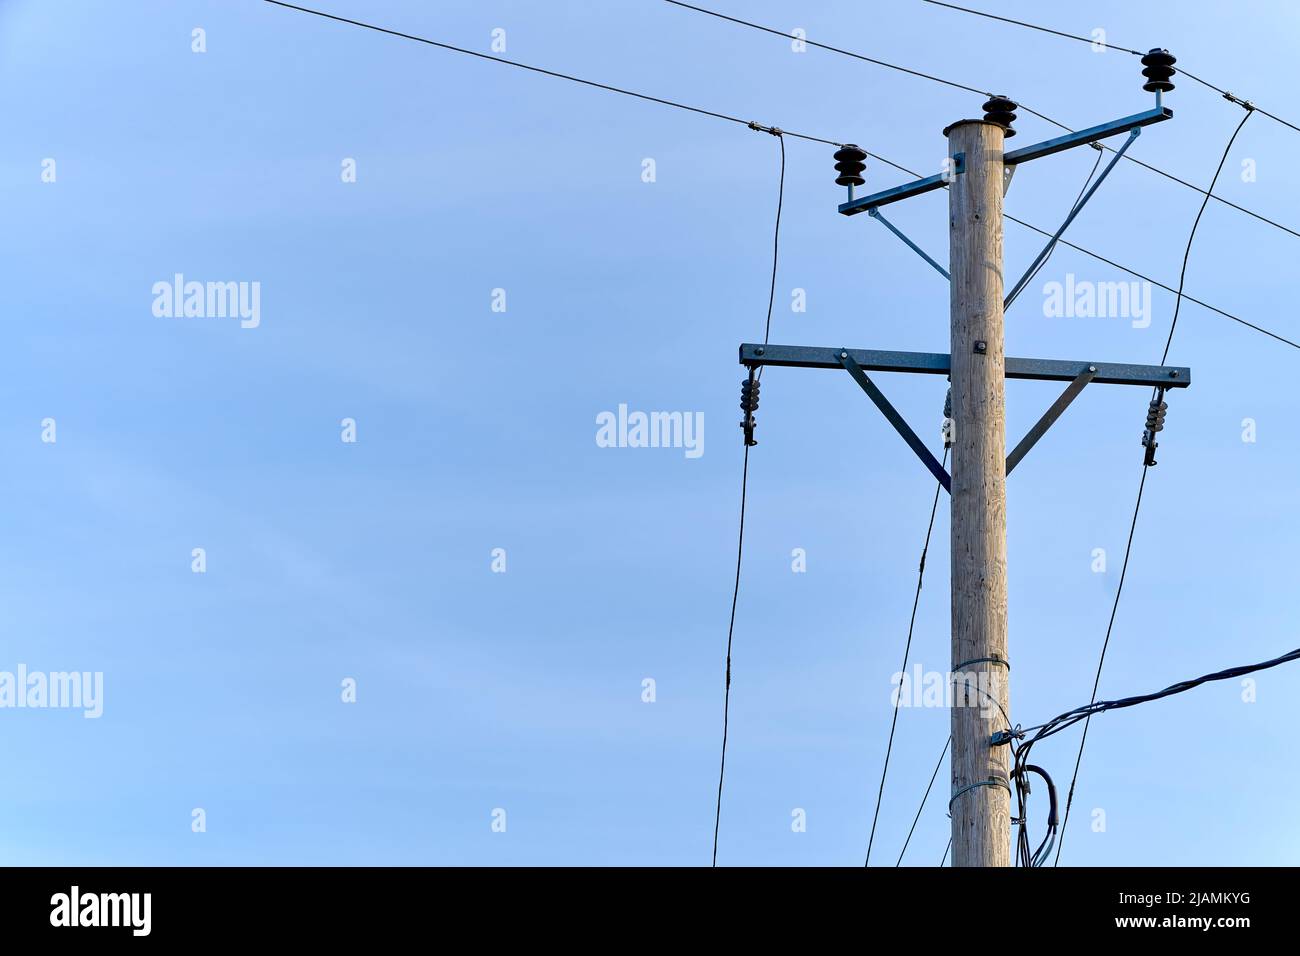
[1003,127,1142,311]
[1005,367,1096,476]
[868,207,950,281]
[836,351,951,492]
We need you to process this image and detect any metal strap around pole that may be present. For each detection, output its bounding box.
[948,777,1012,812]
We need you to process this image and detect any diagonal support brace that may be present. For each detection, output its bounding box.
[1004,127,1140,311]
[868,207,950,281]
[1005,367,1096,476]
[837,351,951,492]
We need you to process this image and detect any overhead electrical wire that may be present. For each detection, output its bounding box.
[1005,645,1300,865]
[661,0,1300,241]
[1159,109,1255,364]
[864,448,948,866]
[1019,646,1300,746]
[872,156,1300,351]
[1048,464,1146,866]
[713,131,786,867]
[712,443,749,867]
[922,0,1300,136]
[895,735,949,866]
[264,0,1298,351]
[262,0,841,146]
[1050,110,1255,865]
[264,0,1300,865]
[663,0,989,97]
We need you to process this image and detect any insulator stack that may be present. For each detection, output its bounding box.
[1144,398,1168,434]
[942,387,954,448]
[1141,49,1177,93]
[982,96,1018,137]
[1141,389,1168,466]
[740,372,761,446]
[834,144,867,187]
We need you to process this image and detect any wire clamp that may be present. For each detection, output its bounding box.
[990,724,1024,747]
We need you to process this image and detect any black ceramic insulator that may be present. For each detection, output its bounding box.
[834,144,867,186]
[1142,48,1177,93]
[982,96,1018,137]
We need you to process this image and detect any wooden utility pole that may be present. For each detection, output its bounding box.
[945,119,1010,867]
[740,78,1185,868]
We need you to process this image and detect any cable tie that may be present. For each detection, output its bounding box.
[948,776,1011,811]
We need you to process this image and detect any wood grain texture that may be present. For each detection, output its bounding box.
[946,120,1010,868]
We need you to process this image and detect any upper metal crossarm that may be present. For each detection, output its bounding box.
[1005,368,1095,476]
[837,351,951,493]
[838,153,963,217]
[1003,106,1172,166]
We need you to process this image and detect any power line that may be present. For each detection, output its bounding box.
[262,1,842,146]
[1050,463,1147,865]
[713,131,786,866]
[713,445,748,866]
[865,447,948,866]
[1018,145,1104,308]
[1005,215,1299,349]
[1007,644,1300,865]
[663,1,989,97]
[759,135,786,353]
[1160,109,1255,363]
[896,735,949,866]
[261,0,1296,868]
[662,0,1300,240]
[922,0,1300,136]
[265,1,1298,351]
[921,0,1144,55]
[1051,113,1255,864]
[1017,644,1300,749]
[871,153,1300,351]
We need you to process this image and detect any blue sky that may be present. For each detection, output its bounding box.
[2,0,1297,865]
